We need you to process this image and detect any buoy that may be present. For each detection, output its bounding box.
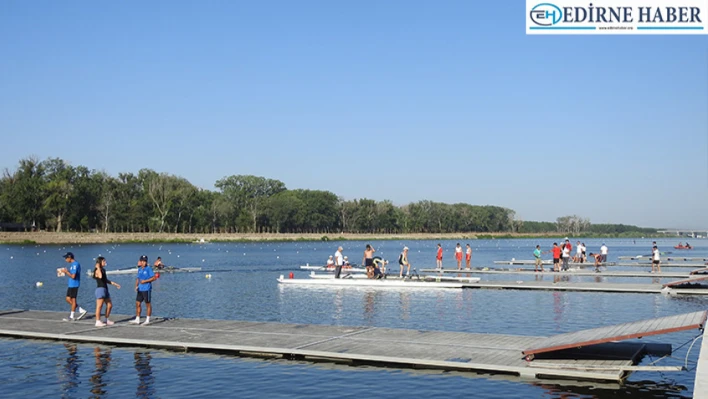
[289,272,294,279]
[35,282,43,287]
[205,274,212,279]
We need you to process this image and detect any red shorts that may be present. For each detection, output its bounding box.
[465,254,471,261]
[455,253,462,261]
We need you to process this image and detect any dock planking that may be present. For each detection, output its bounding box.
[0,309,697,384]
[458,280,708,295]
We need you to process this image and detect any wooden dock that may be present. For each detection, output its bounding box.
[0,309,702,384]
[458,280,708,295]
[419,268,691,278]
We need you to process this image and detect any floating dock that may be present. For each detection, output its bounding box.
[0,309,703,384]
[619,256,708,262]
[419,268,691,279]
[494,260,707,268]
[460,280,708,295]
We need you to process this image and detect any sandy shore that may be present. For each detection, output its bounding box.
[0,231,563,245]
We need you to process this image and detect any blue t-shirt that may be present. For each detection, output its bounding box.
[67,261,80,288]
[137,266,154,291]
[533,249,541,259]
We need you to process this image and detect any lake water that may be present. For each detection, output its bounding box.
[0,238,706,398]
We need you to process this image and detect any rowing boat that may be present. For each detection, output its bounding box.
[307,271,480,283]
[277,275,464,288]
[299,264,367,273]
[86,267,203,276]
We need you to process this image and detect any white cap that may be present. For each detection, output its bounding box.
[328,255,333,258]
[403,246,409,251]
[344,256,348,259]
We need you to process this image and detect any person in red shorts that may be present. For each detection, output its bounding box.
[436,243,443,270]
[465,244,472,270]
[455,243,463,270]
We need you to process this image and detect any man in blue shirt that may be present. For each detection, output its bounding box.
[130,255,156,325]
[59,252,88,321]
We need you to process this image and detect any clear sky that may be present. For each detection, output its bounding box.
[1,1,706,229]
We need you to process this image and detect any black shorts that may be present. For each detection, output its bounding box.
[652,260,660,264]
[553,258,560,264]
[136,290,152,303]
[365,258,373,267]
[66,287,79,298]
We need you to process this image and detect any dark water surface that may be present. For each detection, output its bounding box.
[0,238,706,398]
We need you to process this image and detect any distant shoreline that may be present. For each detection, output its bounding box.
[0,232,666,245]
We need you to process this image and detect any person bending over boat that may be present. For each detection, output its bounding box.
[399,247,411,278]
[93,256,121,327]
[363,244,375,278]
[372,257,386,279]
[587,253,603,272]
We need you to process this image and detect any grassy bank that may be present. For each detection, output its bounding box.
[0,231,669,245]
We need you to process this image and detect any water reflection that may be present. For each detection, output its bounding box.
[90,347,111,398]
[399,292,410,321]
[61,343,80,399]
[134,352,155,398]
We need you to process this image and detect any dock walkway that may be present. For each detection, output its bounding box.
[0,309,703,384]
[419,268,691,278]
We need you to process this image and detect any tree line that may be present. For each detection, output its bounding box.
[0,156,657,235]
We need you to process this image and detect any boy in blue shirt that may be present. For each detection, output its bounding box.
[130,255,156,325]
[59,252,88,321]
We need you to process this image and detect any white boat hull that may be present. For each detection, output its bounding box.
[308,272,480,283]
[87,267,202,276]
[299,265,367,273]
[278,276,464,288]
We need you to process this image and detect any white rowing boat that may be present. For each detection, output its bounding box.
[299,264,367,273]
[86,267,202,276]
[308,271,480,283]
[278,275,464,288]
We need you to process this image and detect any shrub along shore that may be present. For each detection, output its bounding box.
[0,231,668,245]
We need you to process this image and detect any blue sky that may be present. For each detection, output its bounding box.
[1,1,706,229]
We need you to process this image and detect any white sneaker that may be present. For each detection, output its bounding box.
[105,320,114,326]
[95,320,106,327]
[129,318,140,325]
[76,309,88,320]
[140,320,150,326]
[62,317,75,322]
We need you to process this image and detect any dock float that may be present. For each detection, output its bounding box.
[0,309,704,384]
[494,260,707,268]
[419,268,691,278]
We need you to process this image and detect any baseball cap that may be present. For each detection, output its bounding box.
[403,246,409,251]
[63,252,74,259]
[139,255,148,262]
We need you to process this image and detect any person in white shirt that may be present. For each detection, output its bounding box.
[326,256,334,266]
[600,243,608,263]
[333,247,344,278]
[561,245,570,271]
[652,245,661,273]
[574,241,582,263]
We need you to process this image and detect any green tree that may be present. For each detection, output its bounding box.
[215,175,286,232]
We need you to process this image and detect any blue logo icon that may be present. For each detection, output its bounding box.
[530,3,562,26]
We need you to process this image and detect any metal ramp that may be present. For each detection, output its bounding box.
[522,311,707,357]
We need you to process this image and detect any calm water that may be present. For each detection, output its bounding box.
[0,238,706,398]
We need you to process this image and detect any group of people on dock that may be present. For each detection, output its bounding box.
[57,252,157,327]
[534,239,607,272]
[327,243,475,279]
[436,243,473,270]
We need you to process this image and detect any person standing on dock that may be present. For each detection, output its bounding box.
[130,255,156,326]
[455,243,463,270]
[362,244,374,278]
[581,242,587,263]
[93,256,120,327]
[465,244,472,270]
[652,245,661,273]
[334,246,345,278]
[600,243,608,263]
[399,247,411,278]
[574,241,582,263]
[436,243,443,270]
[59,252,88,322]
[561,243,571,271]
[533,245,543,272]
[550,243,561,272]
